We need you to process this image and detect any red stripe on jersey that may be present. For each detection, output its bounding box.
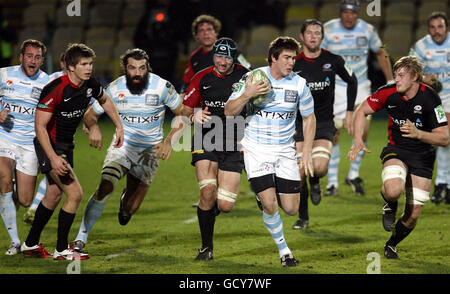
[387,115,395,146]
[367,85,397,112]
[37,78,64,113]
[183,66,215,109]
[297,51,316,63]
[47,115,57,144]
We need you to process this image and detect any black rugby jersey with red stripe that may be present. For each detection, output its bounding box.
[183,64,248,150]
[183,47,214,87]
[37,75,103,148]
[367,83,447,152]
[294,49,357,122]
[181,46,246,93]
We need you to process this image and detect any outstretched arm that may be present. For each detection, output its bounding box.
[347,101,375,161]
[98,93,124,148]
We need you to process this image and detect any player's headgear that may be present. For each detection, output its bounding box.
[213,37,237,61]
[340,0,360,13]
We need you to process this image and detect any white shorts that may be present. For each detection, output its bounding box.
[0,137,38,176]
[103,137,159,186]
[334,80,372,118]
[241,137,300,181]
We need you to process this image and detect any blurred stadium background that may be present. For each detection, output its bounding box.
[0,0,449,92]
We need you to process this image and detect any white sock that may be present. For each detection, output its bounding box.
[263,211,291,257]
[327,144,340,187]
[0,192,20,245]
[347,141,367,180]
[75,194,107,243]
[29,177,47,211]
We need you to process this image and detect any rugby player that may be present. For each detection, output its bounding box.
[322,0,393,196]
[348,56,449,259]
[292,19,357,230]
[0,39,49,255]
[21,43,124,260]
[225,36,316,267]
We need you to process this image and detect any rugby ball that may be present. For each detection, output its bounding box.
[250,69,273,107]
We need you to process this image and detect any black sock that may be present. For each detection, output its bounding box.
[380,191,398,208]
[197,206,216,250]
[298,184,309,220]
[386,220,413,247]
[309,176,319,186]
[56,209,75,252]
[25,202,54,247]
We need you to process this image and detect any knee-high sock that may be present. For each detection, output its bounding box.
[197,206,216,249]
[435,146,449,186]
[386,220,413,247]
[298,184,309,220]
[29,178,47,211]
[56,208,75,252]
[347,140,366,180]
[75,195,107,243]
[0,192,20,245]
[263,211,291,257]
[327,144,340,187]
[25,202,54,247]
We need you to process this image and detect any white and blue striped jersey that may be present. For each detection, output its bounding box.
[48,70,65,81]
[0,65,50,145]
[92,74,181,148]
[410,33,450,104]
[228,66,314,145]
[322,18,382,86]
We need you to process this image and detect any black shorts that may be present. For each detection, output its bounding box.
[33,137,74,174]
[249,174,301,194]
[380,145,436,179]
[191,150,244,173]
[294,120,336,142]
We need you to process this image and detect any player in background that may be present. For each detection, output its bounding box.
[348,56,448,259]
[322,0,393,196]
[181,14,250,96]
[410,12,450,204]
[292,19,357,230]
[0,39,49,255]
[225,36,316,267]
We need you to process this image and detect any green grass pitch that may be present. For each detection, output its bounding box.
[0,118,448,274]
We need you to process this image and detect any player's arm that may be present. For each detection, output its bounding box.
[0,73,9,123]
[375,47,393,81]
[35,109,69,176]
[301,112,316,177]
[165,104,193,144]
[155,103,192,161]
[401,121,449,147]
[336,56,358,134]
[97,92,124,148]
[83,105,103,151]
[224,74,270,116]
[0,109,9,123]
[347,100,375,161]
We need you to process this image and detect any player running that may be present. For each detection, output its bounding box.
[292,19,357,230]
